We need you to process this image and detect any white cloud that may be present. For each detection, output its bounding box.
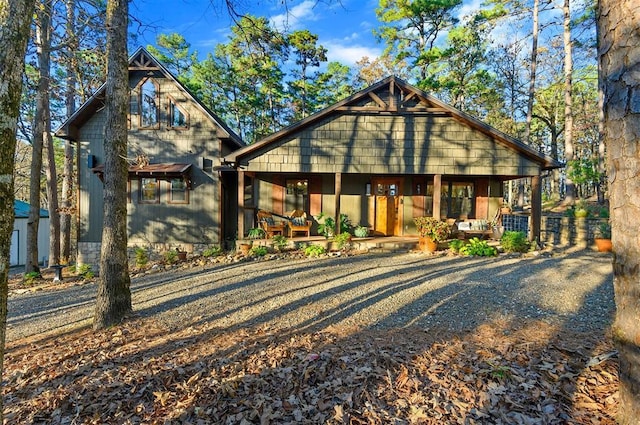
[270,0,320,31]
[324,40,382,66]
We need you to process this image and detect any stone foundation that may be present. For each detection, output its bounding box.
[77,242,102,268]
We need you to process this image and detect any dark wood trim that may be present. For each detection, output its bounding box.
[334,172,342,235]
[237,170,245,239]
[433,175,442,220]
[531,175,542,242]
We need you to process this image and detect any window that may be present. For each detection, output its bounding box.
[440,181,475,219]
[286,179,308,196]
[285,179,309,212]
[168,178,189,204]
[140,79,159,128]
[140,178,159,203]
[168,97,189,129]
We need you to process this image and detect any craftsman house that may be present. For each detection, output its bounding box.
[55,47,243,265]
[57,49,559,266]
[223,76,560,240]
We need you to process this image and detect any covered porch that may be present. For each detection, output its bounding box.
[224,77,560,243]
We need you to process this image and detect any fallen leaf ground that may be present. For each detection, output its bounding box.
[4,314,617,424]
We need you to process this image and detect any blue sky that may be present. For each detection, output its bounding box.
[130,0,483,67]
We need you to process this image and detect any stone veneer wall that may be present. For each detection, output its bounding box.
[77,242,102,268]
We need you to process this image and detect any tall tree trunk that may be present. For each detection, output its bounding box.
[60,0,77,263]
[0,0,38,421]
[562,0,576,205]
[518,0,540,209]
[596,50,606,205]
[93,0,132,329]
[597,0,640,422]
[37,0,60,266]
[25,3,50,274]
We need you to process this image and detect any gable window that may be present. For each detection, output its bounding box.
[140,79,159,128]
[168,96,189,129]
[140,178,159,203]
[168,178,189,204]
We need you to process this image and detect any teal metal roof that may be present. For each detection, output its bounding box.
[14,200,49,218]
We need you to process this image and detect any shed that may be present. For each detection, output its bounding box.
[11,200,50,267]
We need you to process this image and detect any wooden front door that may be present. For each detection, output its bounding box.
[372,178,403,236]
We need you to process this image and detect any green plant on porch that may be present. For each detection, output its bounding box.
[500,231,530,253]
[247,227,266,239]
[354,225,369,238]
[458,238,497,257]
[413,216,451,242]
[316,212,351,238]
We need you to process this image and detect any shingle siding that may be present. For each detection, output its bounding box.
[243,115,540,176]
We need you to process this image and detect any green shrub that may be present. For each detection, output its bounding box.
[500,231,530,253]
[77,264,95,280]
[332,232,352,249]
[164,249,179,264]
[448,239,465,253]
[23,271,41,285]
[134,247,148,267]
[250,246,268,256]
[272,235,288,251]
[459,238,497,256]
[304,245,326,257]
[202,245,223,257]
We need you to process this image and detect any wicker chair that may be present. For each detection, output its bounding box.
[286,210,312,237]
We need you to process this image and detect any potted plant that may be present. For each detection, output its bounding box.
[175,246,188,261]
[413,216,451,252]
[574,199,589,218]
[354,225,369,238]
[594,221,612,252]
[316,212,351,238]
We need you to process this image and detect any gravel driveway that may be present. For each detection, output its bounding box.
[6,249,615,342]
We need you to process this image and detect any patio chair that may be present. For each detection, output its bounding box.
[287,210,312,237]
[256,209,285,237]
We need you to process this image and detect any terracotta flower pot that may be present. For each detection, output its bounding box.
[418,236,438,253]
[594,238,612,252]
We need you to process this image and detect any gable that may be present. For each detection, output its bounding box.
[55,47,243,151]
[233,114,542,176]
[225,77,561,175]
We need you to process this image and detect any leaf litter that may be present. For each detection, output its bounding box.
[3,315,617,424]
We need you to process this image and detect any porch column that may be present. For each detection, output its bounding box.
[432,174,442,220]
[334,172,342,235]
[237,170,245,239]
[530,174,542,243]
